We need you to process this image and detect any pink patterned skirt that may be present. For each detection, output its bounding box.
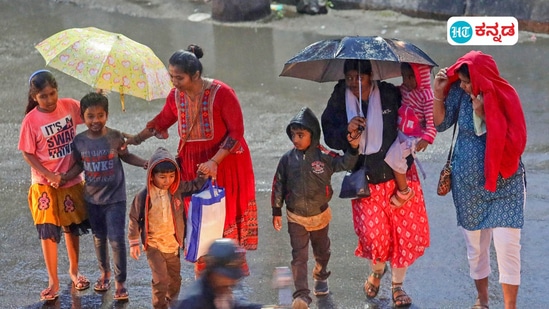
[352,165,430,268]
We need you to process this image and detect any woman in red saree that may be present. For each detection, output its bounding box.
[125,45,258,276]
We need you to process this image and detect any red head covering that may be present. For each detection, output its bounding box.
[445,51,527,192]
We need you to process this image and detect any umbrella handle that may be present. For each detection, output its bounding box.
[119,85,125,112]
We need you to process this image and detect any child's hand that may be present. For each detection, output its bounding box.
[273,216,282,231]
[347,116,366,133]
[48,173,62,188]
[415,139,429,152]
[130,245,141,260]
[197,159,218,179]
[347,131,360,149]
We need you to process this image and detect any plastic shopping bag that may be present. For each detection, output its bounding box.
[185,179,226,262]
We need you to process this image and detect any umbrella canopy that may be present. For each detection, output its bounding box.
[35,27,172,111]
[280,36,438,82]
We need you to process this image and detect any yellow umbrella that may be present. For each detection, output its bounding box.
[35,27,172,111]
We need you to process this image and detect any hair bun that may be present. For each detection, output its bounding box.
[186,44,204,59]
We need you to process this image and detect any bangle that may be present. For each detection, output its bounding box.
[434,96,445,102]
[209,158,219,165]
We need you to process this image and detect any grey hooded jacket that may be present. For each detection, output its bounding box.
[128,147,205,250]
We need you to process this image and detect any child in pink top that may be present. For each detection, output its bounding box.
[385,63,437,207]
[18,70,91,301]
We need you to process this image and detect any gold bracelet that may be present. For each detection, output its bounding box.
[209,158,219,165]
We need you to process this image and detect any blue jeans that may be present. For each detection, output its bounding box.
[87,201,127,283]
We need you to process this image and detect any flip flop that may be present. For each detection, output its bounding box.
[73,275,90,291]
[471,299,489,309]
[40,287,59,301]
[114,288,129,301]
[93,278,111,292]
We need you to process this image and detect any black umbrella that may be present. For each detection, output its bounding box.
[280,36,438,82]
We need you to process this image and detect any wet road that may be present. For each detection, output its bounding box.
[0,1,548,308]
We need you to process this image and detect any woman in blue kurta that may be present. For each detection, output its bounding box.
[433,51,527,309]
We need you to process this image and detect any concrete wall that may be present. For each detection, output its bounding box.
[277,0,549,33]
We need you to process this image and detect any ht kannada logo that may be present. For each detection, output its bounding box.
[447,16,518,45]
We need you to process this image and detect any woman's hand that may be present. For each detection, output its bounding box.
[120,133,138,151]
[433,67,449,100]
[122,133,142,146]
[471,93,485,119]
[347,116,366,143]
[197,159,218,179]
[433,68,449,126]
[347,116,366,133]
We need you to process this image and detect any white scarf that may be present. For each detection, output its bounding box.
[345,83,383,154]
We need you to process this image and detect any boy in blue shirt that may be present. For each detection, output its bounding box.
[64,92,147,301]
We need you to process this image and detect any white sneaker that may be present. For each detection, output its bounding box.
[291,297,309,309]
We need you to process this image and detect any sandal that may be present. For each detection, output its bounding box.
[93,278,111,292]
[390,187,415,208]
[114,287,129,301]
[471,299,489,309]
[392,285,412,307]
[40,287,59,301]
[73,275,90,291]
[364,264,388,299]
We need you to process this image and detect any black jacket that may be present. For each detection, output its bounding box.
[271,107,358,217]
[321,80,401,184]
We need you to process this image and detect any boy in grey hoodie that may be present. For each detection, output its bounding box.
[128,147,205,309]
[271,107,360,309]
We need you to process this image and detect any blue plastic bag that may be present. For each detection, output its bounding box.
[185,179,226,262]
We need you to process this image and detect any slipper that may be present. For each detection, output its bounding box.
[73,275,90,291]
[471,299,489,309]
[93,278,111,292]
[390,188,415,208]
[40,287,59,301]
[114,288,129,301]
[364,264,388,299]
[392,285,412,307]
